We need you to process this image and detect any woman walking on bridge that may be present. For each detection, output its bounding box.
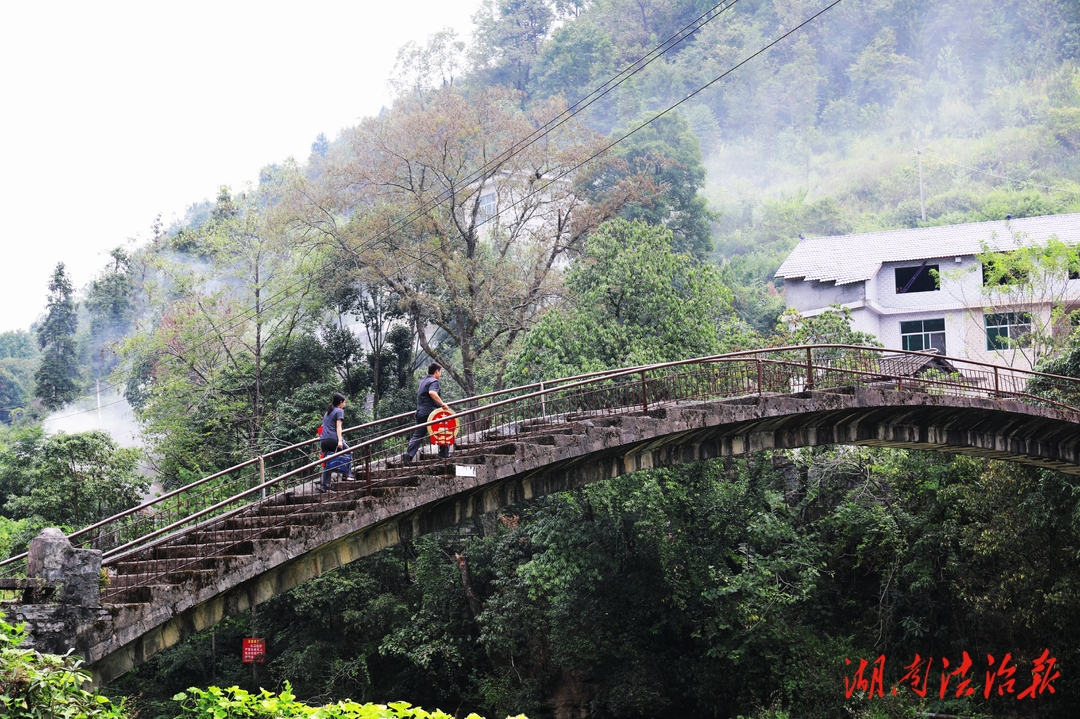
[319,392,348,492]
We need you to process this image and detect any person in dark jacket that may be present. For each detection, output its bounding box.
[319,392,347,492]
[404,363,452,464]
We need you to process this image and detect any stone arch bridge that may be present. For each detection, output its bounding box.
[4,345,1080,686]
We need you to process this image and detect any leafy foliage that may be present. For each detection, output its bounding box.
[34,263,80,411]
[174,683,523,719]
[607,111,716,261]
[0,613,128,718]
[0,424,147,561]
[20,3,1080,718]
[83,247,137,379]
[957,234,1080,366]
[508,218,732,381]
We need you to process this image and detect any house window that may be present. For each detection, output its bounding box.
[982,257,1029,286]
[895,264,939,293]
[479,193,497,222]
[985,312,1032,350]
[900,319,946,353]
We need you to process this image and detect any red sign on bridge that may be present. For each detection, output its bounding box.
[241,638,265,664]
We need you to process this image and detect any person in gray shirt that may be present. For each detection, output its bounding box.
[405,363,452,464]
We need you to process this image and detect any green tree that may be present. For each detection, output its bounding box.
[34,263,81,410]
[321,322,368,399]
[0,365,31,425]
[774,304,881,347]
[470,0,555,96]
[532,20,616,114]
[4,430,145,530]
[947,233,1080,367]
[602,111,716,260]
[124,177,324,481]
[0,331,38,423]
[0,331,36,360]
[84,247,136,379]
[313,86,616,396]
[508,218,732,381]
[0,424,43,517]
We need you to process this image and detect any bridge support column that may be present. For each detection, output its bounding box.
[27,528,102,608]
[6,529,107,662]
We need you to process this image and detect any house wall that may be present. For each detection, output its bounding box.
[867,255,1059,369]
[787,255,1052,369]
[872,256,974,359]
[784,278,865,312]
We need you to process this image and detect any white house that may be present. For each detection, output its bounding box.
[775,213,1080,367]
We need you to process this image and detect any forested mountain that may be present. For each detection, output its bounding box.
[3,0,1080,717]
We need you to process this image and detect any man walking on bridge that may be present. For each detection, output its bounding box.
[404,362,453,464]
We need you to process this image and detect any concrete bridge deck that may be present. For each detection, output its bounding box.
[4,346,1080,685]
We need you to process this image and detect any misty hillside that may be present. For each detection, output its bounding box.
[6,2,1080,718]
[2,0,1077,476]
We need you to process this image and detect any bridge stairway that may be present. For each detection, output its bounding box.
[94,426,582,608]
[100,468,441,605]
[41,420,615,685]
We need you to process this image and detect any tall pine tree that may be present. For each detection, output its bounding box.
[34,262,81,410]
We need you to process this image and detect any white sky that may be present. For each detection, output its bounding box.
[0,0,482,333]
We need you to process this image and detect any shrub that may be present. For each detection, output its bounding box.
[173,683,527,719]
[0,613,128,718]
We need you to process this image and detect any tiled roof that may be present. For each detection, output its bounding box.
[775,213,1080,285]
[874,352,958,378]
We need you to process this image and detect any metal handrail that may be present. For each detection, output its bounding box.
[98,346,1080,566]
[97,363,687,563]
[0,361,660,574]
[5,345,1079,590]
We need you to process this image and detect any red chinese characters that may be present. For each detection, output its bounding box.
[241,637,266,664]
[844,655,886,698]
[897,654,931,698]
[842,649,1059,701]
[984,652,1017,698]
[938,651,976,699]
[1017,649,1060,700]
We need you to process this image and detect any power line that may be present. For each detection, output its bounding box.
[41,397,129,422]
[380,0,847,285]
[88,0,745,373]
[173,0,841,373]
[27,0,844,422]
[175,0,745,354]
[922,150,1080,196]
[10,0,744,418]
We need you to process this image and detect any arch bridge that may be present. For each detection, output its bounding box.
[4,345,1080,686]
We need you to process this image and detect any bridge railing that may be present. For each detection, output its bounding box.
[0,363,644,589]
[3,345,1079,600]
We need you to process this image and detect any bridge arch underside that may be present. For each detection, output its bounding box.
[85,388,1080,685]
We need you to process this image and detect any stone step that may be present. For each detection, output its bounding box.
[256,498,359,517]
[113,555,232,576]
[113,550,259,574]
[219,521,293,536]
[370,486,419,499]
[144,541,255,561]
[110,567,218,588]
[263,491,323,507]
[180,525,291,545]
[333,475,421,491]
[102,584,162,604]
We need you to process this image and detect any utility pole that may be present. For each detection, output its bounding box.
[251,601,257,685]
[917,149,926,222]
[96,379,101,422]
